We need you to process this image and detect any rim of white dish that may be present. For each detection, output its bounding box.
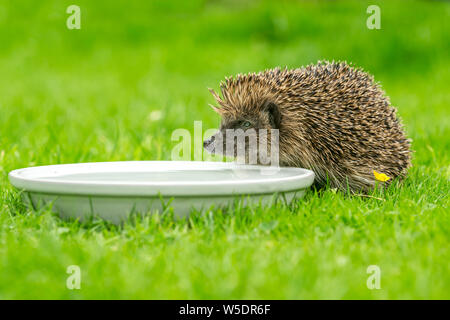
[8,161,315,197]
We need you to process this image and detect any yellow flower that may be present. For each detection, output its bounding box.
[373,170,391,182]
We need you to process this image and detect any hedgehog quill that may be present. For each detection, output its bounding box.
[203,61,412,193]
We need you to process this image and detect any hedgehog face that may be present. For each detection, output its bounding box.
[203,101,281,165]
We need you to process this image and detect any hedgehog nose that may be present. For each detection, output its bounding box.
[204,136,215,148]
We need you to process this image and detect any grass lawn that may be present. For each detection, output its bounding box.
[0,0,449,299]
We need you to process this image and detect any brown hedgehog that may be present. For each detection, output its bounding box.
[203,61,412,193]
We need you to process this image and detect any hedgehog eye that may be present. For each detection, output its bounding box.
[242,121,251,128]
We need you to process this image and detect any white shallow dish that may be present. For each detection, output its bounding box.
[9,161,315,223]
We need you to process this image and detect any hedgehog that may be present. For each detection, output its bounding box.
[203,61,412,193]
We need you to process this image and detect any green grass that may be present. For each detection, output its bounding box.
[0,0,449,299]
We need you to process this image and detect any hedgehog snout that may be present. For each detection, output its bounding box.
[203,135,215,148]
[203,134,217,154]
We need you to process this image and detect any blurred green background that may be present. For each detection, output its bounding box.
[0,0,448,299]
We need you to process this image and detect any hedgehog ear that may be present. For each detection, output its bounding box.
[264,101,281,129]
